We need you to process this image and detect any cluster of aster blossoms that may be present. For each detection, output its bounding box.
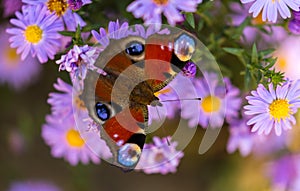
[5,0,91,65]
[43,78,112,166]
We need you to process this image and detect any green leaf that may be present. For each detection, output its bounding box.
[197,20,204,31]
[223,47,245,57]
[58,31,76,37]
[244,66,251,91]
[185,13,195,29]
[251,43,258,64]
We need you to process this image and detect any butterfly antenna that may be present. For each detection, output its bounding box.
[154,106,171,146]
[160,97,201,103]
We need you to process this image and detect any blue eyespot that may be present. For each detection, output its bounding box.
[95,102,110,121]
[125,42,144,56]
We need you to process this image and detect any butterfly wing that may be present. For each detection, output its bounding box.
[81,36,149,169]
[144,32,196,92]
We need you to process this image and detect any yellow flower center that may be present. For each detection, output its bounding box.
[47,0,68,17]
[154,152,165,163]
[24,25,43,44]
[252,12,265,25]
[152,0,168,5]
[66,129,85,147]
[276,57,287,71]
[201,95,221,113]
[154,88,171,97]
[5,47,20,67]
[269,99,291,121]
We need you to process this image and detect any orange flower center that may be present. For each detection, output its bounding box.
[66,129,85,147]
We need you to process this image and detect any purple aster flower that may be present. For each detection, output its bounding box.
[244,80,300,136]
[229,2,288,47]
[56,45,102,81]
[45,78,111,165]
[227,114,289,157]
[136,136,184,174]
[181,73,242,128]
[2,0,22,17]
[22,0,89,31]
[7,180,61,191]
[68,0,91,11]
[148,73,193,125]
[241,0,300,23]
[6,5,64,63]
[0,24,41,90]
[92,20,130,48]
[127,0,202,26]
[47,78,74,118]
[227,118,254,157]
[266,155,300,191]
[42,113,104,165]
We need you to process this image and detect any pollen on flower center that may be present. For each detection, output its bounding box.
[47,0,68,16]
[201,95,221,113]
[154,152,165,162]
[24,25,43,44]
[66,129,85,147]
[252,12,265,25]
[269,99,291,121]
[152,0,168,5]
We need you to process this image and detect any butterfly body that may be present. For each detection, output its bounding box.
[82,30,196,170]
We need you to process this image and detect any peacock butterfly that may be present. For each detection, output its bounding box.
[81,28,196,170]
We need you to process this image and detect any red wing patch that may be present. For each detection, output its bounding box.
[102,107,146,145]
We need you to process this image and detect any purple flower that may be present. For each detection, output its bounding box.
[22,0,89,31]
[42,114,102,165]
[244,80,300,136]
[92,20,130,47]
[227,118,254,157]
[136,136,184,174]
[229,2,288,47]
[148,73,191,124]
[266,155,300,191]
[45,78,112,165]
[7,180,61,191]
[6,5,64,63]
[181,73,242,128]
[2,0,22,17]
[68,0,91,11]
[226,114,289,157]
[0,24,41,90]
[47,78,74,118]
[127,0,202,26]
[241,0,300,23]
[181,61,196,78]
[56,45,101,80]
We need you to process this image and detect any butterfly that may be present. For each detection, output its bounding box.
[81,29,196,170]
